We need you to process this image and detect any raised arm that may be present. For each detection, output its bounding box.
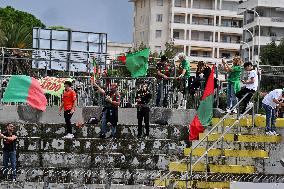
[93,82,106,95]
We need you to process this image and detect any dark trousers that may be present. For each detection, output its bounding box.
[137,106,150,136]
[3,151,16,179]
[64,110,73,134]
[236,88,255,113]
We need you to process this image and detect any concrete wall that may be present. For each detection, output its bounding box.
[0,105,197,125]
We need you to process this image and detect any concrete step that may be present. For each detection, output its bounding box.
[184,147,269,158]
[6,167,161,185]
[1,123,187,140]
[169,162,255,174]
[7,152,180,170]
[15,137,187,155]
[199,133,282,143]
[212,115,284,128]
[154,179,229,189]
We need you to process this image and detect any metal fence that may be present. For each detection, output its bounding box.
[1,75,217,109]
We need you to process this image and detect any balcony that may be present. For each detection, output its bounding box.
[247,36,282,46]
[172,7,243,18]
[244,17,284,29]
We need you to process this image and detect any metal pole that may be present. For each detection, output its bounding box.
[0,47,4,108]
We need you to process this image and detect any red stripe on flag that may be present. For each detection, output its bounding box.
[201,65,215,100]
[27,78,47,111]
[189,115,205,141]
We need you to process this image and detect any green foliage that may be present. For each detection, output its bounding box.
[0,22,32,48]
[0,6,45,29]
[163,42,179,59]
[0,6,45,48]
[260,38,284,65]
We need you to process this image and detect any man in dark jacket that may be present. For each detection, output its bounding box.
[136,81,152,138]
[0,123,17,181]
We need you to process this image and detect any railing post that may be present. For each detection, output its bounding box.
[205,136,209,181]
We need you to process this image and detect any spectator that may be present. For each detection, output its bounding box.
[156,55,171,107]
[135,81,152,138]
[94,82,120,139]
[177,53,190,108]
[191,61,211,95]
[236,62,258,114]
[222,57,242,113]
[0,123,17,181]
[262,89,284,135]
[59,81,77,139]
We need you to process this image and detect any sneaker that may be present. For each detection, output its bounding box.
[271,131,278,135]
[63,133,74,139]
[246,102,254,109]
[232,109,237,114]
[265,131,274,136]
[226,108,231,113]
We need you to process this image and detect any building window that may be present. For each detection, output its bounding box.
[175,0,182,7]
[144,0,146,7]
[155,46,162,52]
[221,53,231,59]
[173,31,180,39]
[203,51,210,57]
[157,0,163,6]
[141,0,143,8]
[156,14,163,22]
[191,51,198,57]
[155,30,162,38]
[140,31,145,41]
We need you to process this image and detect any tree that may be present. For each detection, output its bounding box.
[260,39,284,66]
[163,41,179,59]
[0,6,45,30]
[0,22,32,48]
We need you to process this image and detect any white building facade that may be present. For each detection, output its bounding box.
[130,0,244,63]
[239,0,284,63]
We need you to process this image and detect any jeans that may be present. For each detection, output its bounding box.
[3,151,16,179]
[156,80,169,107]
[227,83,237,109]
[263,103,276,132]
[101,108,117,136]
[236,88,255,113]
[137,106,150,136]
[64,110,73,134]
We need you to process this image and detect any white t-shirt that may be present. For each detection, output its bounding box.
[245,70,258,91]
[262,89,283,109]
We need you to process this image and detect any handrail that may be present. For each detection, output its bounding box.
[173,94,254,187]
[154,93,250,188]
[190,93,249,152]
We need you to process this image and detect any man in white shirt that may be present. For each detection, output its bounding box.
[262,89,284,135]
[236,62,258,113]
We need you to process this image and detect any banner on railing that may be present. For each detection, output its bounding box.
[39,77,73,97]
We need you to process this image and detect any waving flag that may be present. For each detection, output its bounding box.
[189,65,215,140]
[3,75,47,111]
[126,48,150,77]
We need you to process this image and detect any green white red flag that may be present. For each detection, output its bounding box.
[189,65,215,140]
[3,75,47,111]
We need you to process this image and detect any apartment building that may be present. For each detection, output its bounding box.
[130,0,244,63]
[239,0,284,62]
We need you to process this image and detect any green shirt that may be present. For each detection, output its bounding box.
[227,65,241,93]
[181,59,190,79]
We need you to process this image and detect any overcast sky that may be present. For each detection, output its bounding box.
[0,0,133,43]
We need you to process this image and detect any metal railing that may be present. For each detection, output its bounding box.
[1,75,219,109]
[154,93,253,188]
